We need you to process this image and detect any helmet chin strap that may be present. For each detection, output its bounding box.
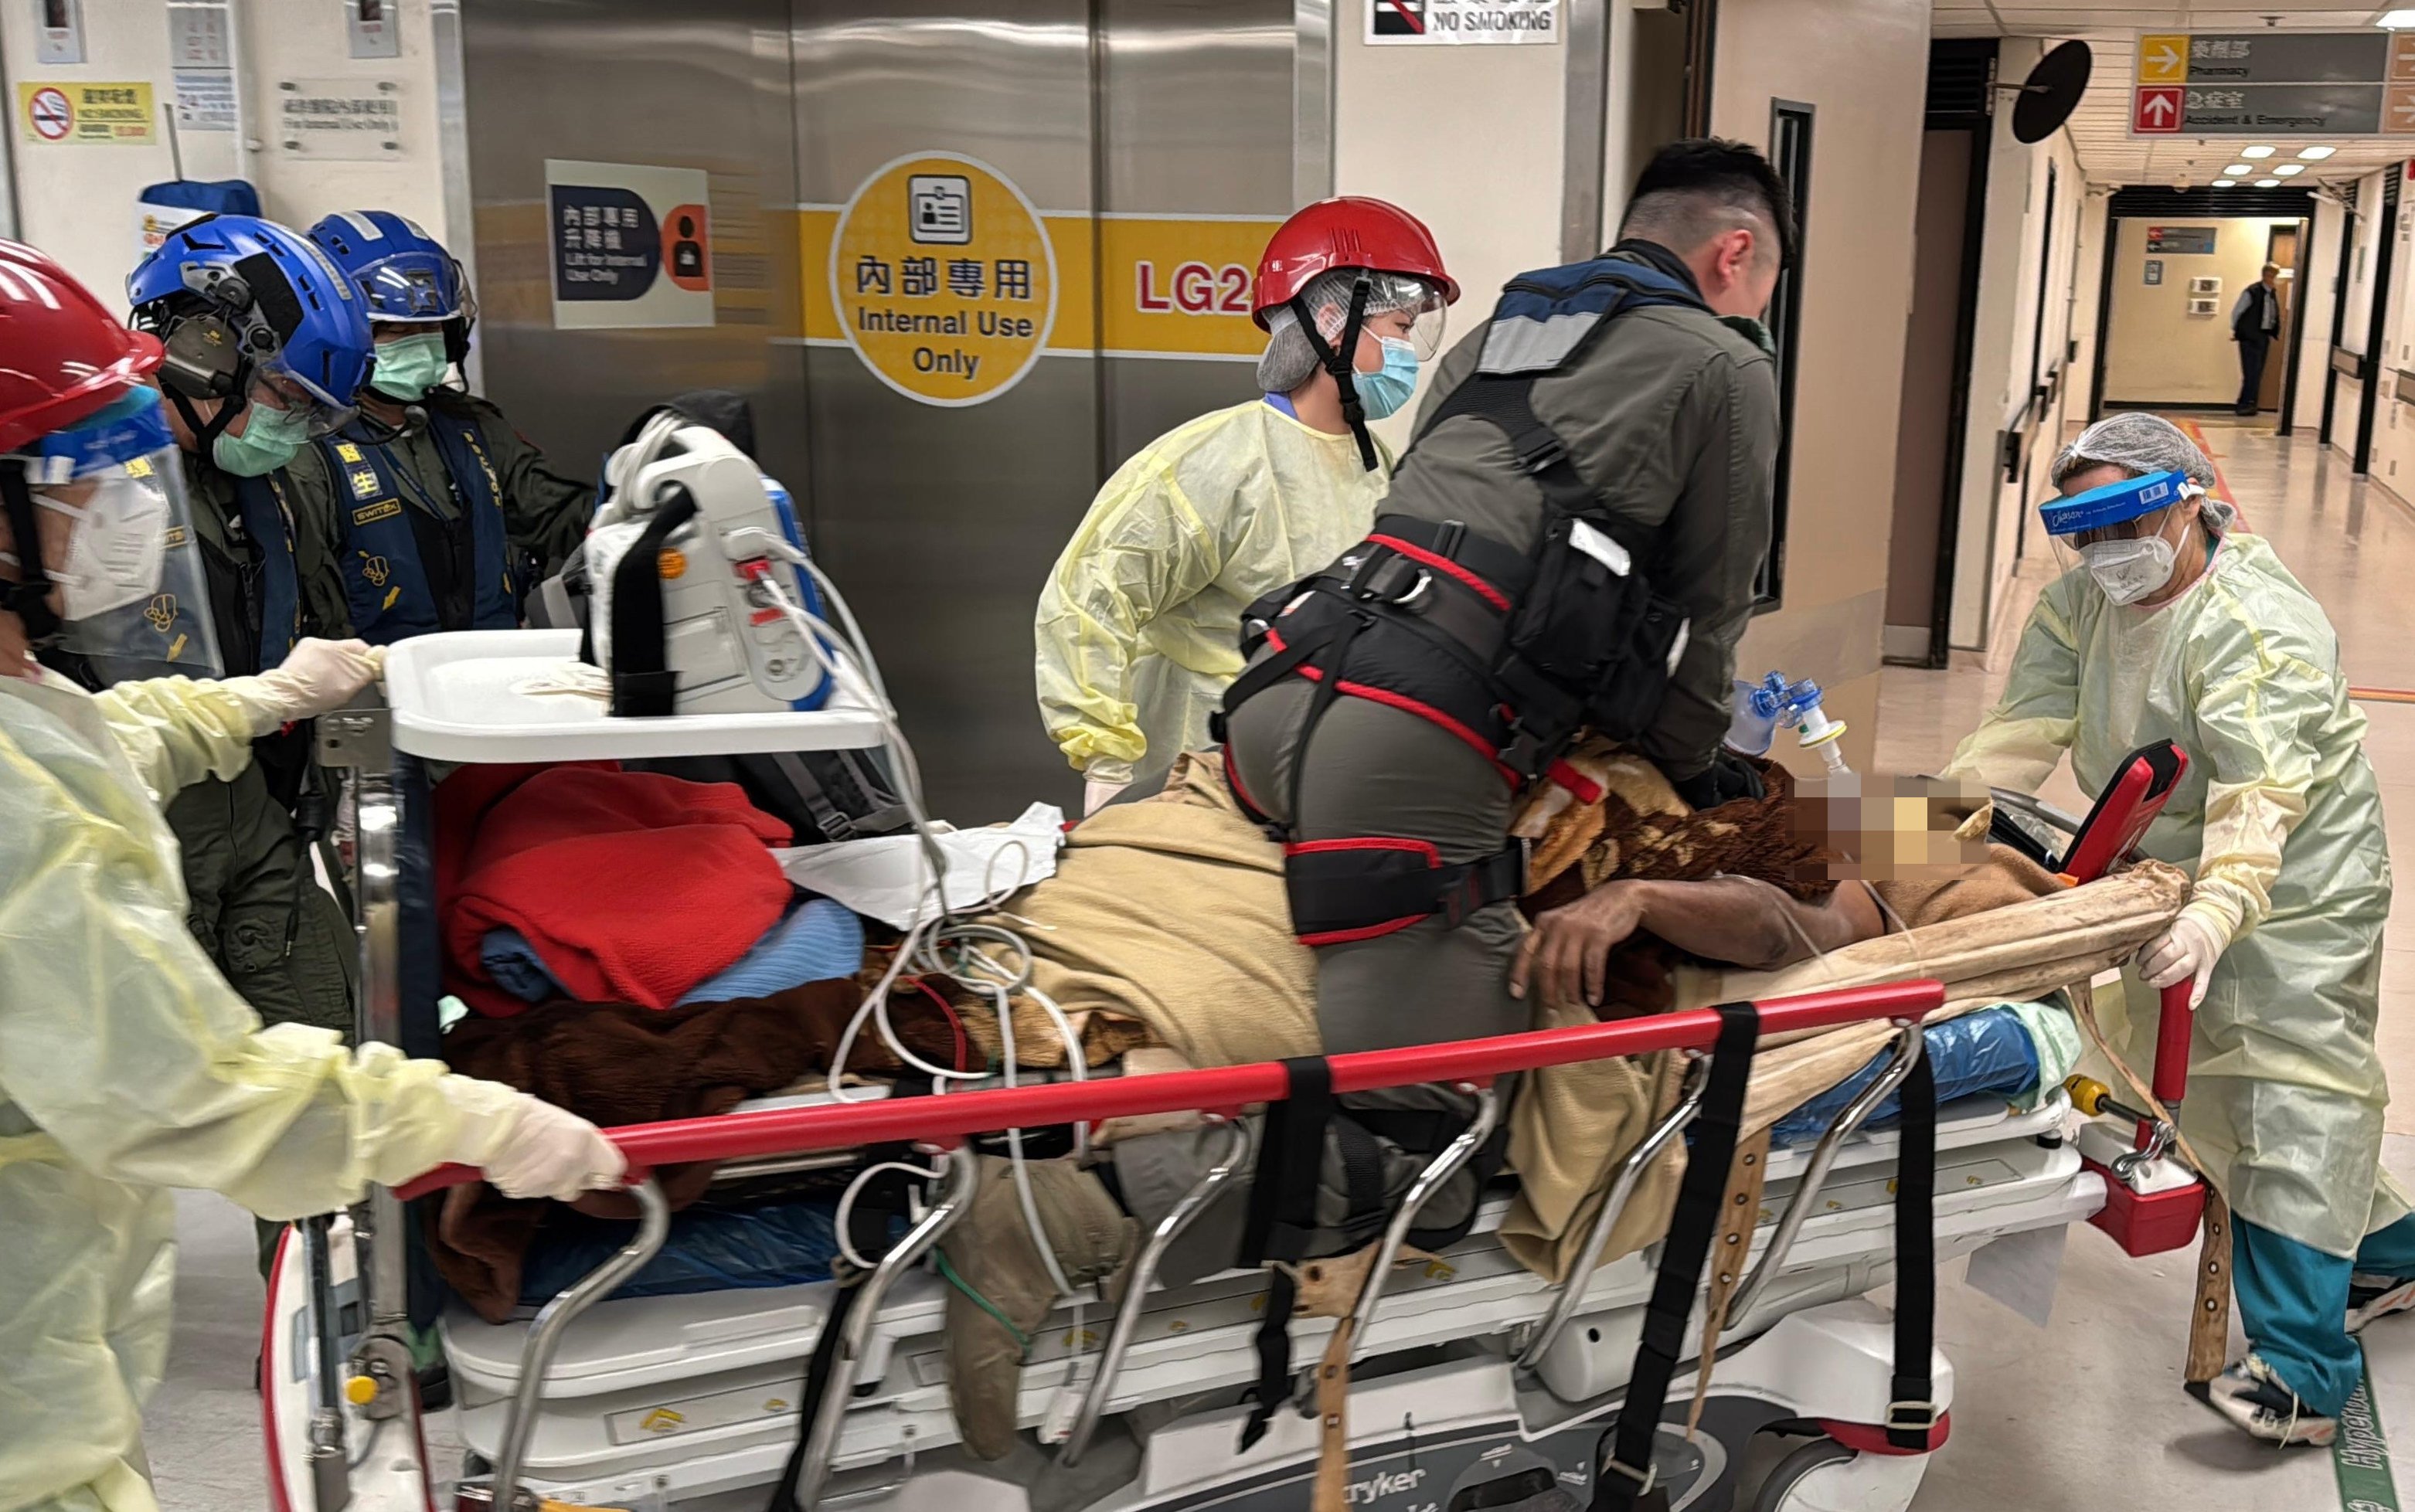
[168,386,247,453]
[0,461,63,645]
[1291,277,1378,472]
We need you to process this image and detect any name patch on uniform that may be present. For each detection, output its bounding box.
[348,467,384,501]
[162,525,187,548]
[353,499,403,526]
[335,442,365,464]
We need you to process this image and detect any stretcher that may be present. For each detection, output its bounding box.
[262,630,2208,1512]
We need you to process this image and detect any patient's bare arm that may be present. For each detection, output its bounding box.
[1511,876,1882,1011]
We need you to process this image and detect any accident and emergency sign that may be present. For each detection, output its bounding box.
[829,151,1059,406]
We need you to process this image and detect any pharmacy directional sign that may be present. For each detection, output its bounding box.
[2132,30,2415,137]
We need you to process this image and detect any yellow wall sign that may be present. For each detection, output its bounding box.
[17,82,156,144]
[828,151,1058,407]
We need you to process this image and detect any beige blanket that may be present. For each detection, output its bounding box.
[1498,858,2191,1279]
[987,753,1318,1068]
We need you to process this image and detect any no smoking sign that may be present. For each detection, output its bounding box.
[26,87,70,141]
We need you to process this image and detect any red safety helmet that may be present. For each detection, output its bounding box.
[1252,197,1458,328]
[0,240,162,455]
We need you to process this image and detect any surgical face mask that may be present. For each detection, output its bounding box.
[369,331,451,400]
[0,479,172,620]
[211,402,309,477]
[2080,522,2181,606]
[1355,337,1420,421]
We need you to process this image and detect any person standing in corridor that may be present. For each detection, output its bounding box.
[2232,262,2281,416]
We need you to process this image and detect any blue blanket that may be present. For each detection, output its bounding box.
[479,898,865,1007]
[1769,1004,2043,1147]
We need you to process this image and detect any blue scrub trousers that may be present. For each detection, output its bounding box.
[2236,1212,2415,1416]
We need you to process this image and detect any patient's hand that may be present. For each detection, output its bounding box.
[1511,881,1647,1011]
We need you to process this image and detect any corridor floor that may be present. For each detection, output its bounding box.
[134,420,2415,1510]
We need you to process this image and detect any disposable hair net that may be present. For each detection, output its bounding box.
[2051,413,2237,529]
[1255,267,1448,394]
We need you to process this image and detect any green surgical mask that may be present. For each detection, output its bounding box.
[1717,314,1777,358]
[210,402,309,477]
[369,332,451,400]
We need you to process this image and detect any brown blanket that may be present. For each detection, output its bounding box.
[432,980,960,1322]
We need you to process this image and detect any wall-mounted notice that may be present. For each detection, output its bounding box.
[275,78,403,158]
[2146,225,2217,255]
[169,3,235,131]
[1366,0,1560,46]
[546,159,715,330]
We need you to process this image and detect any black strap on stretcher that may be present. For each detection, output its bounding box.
[1236,1055,1339,1451]
[765,1081,934,1512]
[1593,1001,1759,1512]
[1889,1052,1940,1450]
[1590,1011,1941,1510]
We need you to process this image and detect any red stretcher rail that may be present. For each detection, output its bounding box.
[395,980,1943,1201]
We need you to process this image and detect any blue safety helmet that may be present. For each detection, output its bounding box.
[307,209,477,365]
[127,213,375,437]
[2039,468,2197,538]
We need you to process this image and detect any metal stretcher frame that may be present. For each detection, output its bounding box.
[390,979,1947,1510]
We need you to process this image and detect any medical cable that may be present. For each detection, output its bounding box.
[740,548,1090,1294]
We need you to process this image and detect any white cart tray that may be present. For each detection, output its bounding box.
[382,630,886,763]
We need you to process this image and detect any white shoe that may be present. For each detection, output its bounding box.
[2347,1273,2415,1334]
[2202,1355,2336,1447]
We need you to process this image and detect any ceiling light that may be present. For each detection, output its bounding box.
[2379,10,2415,29]
[2301,145,2338,159]
[2225,162,2254,175]
[2214,178,2240,187]
[2274,163,2306,176]
[2256,178,2282,188]
[2240,145,2277,159]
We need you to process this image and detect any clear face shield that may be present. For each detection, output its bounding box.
[1304,270,1451,362]
[2039,467,2207,608]
[1,388,223,681]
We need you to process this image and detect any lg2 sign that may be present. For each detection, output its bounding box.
[1136,260,1253,316]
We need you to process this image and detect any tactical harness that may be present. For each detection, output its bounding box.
[1214,256,1706,948]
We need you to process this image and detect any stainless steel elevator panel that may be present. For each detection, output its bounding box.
[461,1,1297,818]
[460,0,808,497]
[1097,0,1294,460]
[793,0,1097,819]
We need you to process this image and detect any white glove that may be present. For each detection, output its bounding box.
[255,638,386,722]
[481,1095,628,1201]
[2137,909,2227,1011]
[1083,777,1131,815]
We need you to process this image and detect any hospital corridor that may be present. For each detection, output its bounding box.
[16,2,2415,1511]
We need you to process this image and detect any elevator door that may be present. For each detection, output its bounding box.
[464,0,1294,819]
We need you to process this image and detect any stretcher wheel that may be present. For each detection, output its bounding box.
[1749,1436,1925,1512]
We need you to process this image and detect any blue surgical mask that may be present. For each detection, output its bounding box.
[1355,337,1420,421]
[210,402,309,477]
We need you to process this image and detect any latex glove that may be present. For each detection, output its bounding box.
[2137,909,2227,1011]
[255,638,386,722]
[481,1096,627,1201]
[1083,776,1131,816]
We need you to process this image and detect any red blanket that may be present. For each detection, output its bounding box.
[440,763,794,1017]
